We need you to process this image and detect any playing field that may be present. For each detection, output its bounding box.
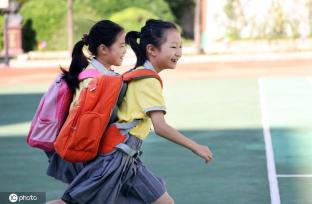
[0,57,312,204]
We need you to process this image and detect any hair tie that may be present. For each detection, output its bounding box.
[82,34,89,45]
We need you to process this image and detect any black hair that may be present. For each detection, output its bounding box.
[61,20,124,92]
[125,19,177,68]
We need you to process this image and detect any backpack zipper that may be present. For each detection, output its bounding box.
[71,88,88,130]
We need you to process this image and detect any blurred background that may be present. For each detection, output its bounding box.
[1,0,312,63]
[1,1,312,204]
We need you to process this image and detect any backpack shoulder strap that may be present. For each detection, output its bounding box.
[122,69,163,88]
[78,69,101,80]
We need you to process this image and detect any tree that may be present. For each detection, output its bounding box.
[67,0,73,51]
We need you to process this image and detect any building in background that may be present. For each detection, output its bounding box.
[1,0,23,59]
[196,0,312,53]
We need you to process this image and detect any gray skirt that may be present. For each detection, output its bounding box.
[62,134,166,204]
[45,151,85,184]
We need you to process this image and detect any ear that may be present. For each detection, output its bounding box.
[146,44,158,57]
[97,44,109,55]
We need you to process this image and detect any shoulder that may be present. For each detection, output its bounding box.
[131,77,162,90]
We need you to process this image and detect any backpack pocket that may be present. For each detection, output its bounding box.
[70,111,106,151]
[65,111,108,162]
[32,119,57,140]
[29,118,58,150]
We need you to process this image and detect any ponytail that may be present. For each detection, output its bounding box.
[61,40,89,93]
[61,20,124,93]
[126,19,177,69]
[125,31,146,68]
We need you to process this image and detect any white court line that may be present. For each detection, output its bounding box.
[277,174,312,178]
[258,78,281,204]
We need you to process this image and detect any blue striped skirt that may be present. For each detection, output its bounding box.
[61,134,166,204]
[45,150,85,184]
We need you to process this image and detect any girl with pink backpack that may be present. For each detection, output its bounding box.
[28,20,126,204]
[45,19,126,185]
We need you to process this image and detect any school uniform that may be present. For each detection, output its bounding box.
[62,61,167,204]
[46,58,118,184]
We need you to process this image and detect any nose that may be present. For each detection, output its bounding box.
[176,47,182,58]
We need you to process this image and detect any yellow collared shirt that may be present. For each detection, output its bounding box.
[117,75,166,140]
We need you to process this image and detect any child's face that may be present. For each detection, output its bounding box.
[104,31,127,67]
[154,29,182,70]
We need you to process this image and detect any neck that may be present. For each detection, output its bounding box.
[148,59,162,73]
[95,57,112,70]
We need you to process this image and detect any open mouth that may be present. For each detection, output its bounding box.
[171,59,178,63]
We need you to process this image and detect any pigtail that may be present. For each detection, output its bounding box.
[126,19,178,70]
[62,20,124,93]
[61,40,89,93]
[125,31,146,68]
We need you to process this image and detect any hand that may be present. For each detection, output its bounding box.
[192,144,213,163]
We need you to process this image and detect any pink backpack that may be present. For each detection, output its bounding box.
[27,69,101,151]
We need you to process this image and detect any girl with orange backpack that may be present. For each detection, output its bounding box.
[45,20,126,204]
[60,19,213,204]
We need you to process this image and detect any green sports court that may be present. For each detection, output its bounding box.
[0,59,312,204]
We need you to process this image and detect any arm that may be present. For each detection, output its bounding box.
[149,111,213,163]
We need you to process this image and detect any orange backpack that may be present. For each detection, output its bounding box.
[54,69,162,162]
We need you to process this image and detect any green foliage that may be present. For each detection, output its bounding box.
[223,0,246,40]
[87,0,174,21]
[48,2,101,50]
[308,0,312,37]
[0,15,3,50]
[20,0,66,50]
[110,7,158,32]
[164,0,194,19]
[267,2,286,39]
[164,0,195,38]
[224,1,236,19]
[17,0,175,51]
[226,27,240,41]
[16,0,29,5]
[22,19,37,51]
[20,0,102,50]
[288,19,300,39]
